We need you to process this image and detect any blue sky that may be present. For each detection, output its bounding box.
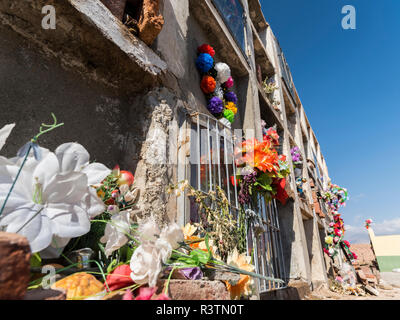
[259,0,400,243]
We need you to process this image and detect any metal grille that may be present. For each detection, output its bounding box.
[247,196,287,293]
[277,44,296,103]
[188,113,239,211]
[187,112,286,292]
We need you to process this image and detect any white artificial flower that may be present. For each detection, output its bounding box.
[130,218,184,287]
[119,184,139,203]
[55,143,111,186]
[0,152,97,253]
[214,62,231,83]
[160,223,184,250]
[0,143,108,256]
[0,123,15,152]
[41,143,109,257]
[138,216,160,242]
[214,82,224,100]
[130,238,172,288]
[100,210,131,257]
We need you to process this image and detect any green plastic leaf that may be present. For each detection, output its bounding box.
[30,253,42,268]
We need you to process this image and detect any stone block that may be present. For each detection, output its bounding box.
[157,280,230,300]
[24,288,66,300]
[0,232,31,300]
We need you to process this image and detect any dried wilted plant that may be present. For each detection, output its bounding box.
[168,181,247,261]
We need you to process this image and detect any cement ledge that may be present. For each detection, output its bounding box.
[0,0,167,92]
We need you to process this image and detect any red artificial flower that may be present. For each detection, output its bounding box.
[197,44,215,57]
[343,240,351,248]
[273,178,288,205]
[200,76,216,94]
[104,265,134,292]
[230,175,239,187]
[264,128,280,146]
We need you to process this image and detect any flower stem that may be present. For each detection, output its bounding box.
[164,266,177,296]
[0,144,32,217]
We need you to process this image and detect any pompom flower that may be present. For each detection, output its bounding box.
[207,97,224,114]
[223,109,235,123]
[196,53,214,73]
[215,62,231,83]
[200,76,216,94]
[214,83,224,100]
[224,91,238,104]
[197,44,215,57]
[225,102,237,114]
[224,76,234,89]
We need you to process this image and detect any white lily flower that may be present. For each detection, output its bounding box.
[0,152,97,253]
[100,210,131,257]
[0,123,15,152]
[40,143,110,258]
[55,143,111,185]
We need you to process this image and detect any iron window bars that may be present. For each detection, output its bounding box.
[187,112,287,292]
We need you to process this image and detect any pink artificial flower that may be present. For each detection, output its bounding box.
[333,236,339,243]
[135,287,158,300]
[156,293,171,300]
[224,76,234,89]
[123,289,134,300]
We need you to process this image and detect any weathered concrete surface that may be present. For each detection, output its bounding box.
[0,232,31,300]
[0,25,130,168]
[0,0,167,92]
[123,87,181,225]
[100,0,127,21]
[260,280,311,300]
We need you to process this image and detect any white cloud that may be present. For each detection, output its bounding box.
[344,218,400,244]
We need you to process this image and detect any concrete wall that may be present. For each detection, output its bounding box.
[0,25,130,169]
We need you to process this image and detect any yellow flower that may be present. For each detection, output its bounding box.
[198,239,218,256]
[225,102,237,115]
[325,236,333,245]
[224,248,255,300]
[182,223,197,238]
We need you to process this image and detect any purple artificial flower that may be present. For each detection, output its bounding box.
[207,97,224,114]
[179,267,203,280]
[224,91,238,104]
